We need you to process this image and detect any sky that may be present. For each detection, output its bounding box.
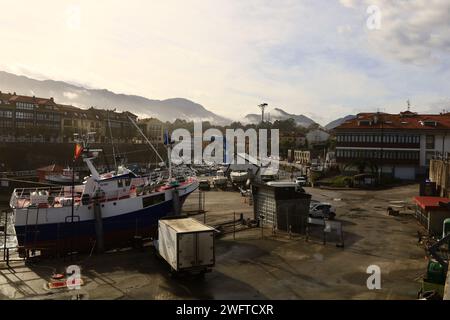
[0,0,449,125]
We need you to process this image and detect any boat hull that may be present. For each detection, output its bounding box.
[14,187,197,255]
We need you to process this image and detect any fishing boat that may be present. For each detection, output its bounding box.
[9,145,198,254]
[212,170,227,188]
[45,167,80,184]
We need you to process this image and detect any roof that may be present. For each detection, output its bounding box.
[0,92,55,106]
[334,111,450,131]
[413,196,450,210]
[0,91,138,120]
[160,217,215,233]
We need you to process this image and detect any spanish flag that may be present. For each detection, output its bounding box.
[74,143,84,160]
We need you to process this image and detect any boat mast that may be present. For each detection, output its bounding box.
[167,143,172,180]
[107,110,118,169]
[127,115,165,164]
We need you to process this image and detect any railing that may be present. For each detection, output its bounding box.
[10,186,73,209]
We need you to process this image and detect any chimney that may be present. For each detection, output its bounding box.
[13,92,16,95]
[50,97,54,101]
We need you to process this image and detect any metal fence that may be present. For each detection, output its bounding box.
[182,190,206,215]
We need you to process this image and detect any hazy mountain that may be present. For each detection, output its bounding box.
[0,71,230,124]
[324,115,356,130]
[244,107,317,128]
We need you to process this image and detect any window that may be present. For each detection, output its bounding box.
[16,102,34,110]
[15,112,34,120]
[0,120,12,128]
[425,151,435,165]
[426,135,435,149]
[0,110,12,118]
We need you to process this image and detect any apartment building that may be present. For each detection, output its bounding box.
[333,110,450,180]
[0,91,138,143]
[137,118,166,144]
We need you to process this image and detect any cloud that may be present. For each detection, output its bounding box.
[339,0,359,8]
[63,91,78,100]
[0,0,449,125]
[337,25,352,34]
[365,0,450,65]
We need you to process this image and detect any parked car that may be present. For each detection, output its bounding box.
[309,202,336,220]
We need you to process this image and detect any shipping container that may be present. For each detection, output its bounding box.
[156,217,215,274]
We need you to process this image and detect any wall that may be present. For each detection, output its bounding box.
[0,142,167,171]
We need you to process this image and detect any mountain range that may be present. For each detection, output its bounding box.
[0,71,230,124]
[244,108,318,128]
[0,70,353,130]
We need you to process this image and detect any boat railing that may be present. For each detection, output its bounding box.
[10,186,77,209]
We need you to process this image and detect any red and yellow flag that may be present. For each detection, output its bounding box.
[74,144,84,160]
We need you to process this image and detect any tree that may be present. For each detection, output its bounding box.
[344,159,378,174]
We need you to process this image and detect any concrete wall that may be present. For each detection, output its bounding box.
[393,166,416,180]
[428,209,450,236]
[0,142,167,171]
[429,159,450,197]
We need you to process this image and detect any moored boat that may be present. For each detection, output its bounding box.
[212,170,227,187]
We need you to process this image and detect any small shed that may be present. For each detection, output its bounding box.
[251,182,311,234]
[413,196,450,235]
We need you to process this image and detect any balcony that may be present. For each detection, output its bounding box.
[336,141,420,149]
[336,155,419,165]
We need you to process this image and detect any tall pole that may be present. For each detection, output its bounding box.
[71,158,75,222]
[258,103,268,124]
[70,157,75,257]
[380,112,384,182]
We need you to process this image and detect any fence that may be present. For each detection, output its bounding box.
[0,210,21,265]
[182,190,206,215]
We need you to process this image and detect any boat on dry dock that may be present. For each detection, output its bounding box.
[9,144,198,254]
[44,167,80,184]
[212,170,227,188]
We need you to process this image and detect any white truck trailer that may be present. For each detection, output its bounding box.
[156,217,215,274]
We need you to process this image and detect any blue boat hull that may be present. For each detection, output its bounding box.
[15,195,189,254]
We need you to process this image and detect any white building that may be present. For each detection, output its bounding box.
[334,111,450,180]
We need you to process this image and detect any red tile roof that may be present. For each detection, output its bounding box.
[335,111,450,131]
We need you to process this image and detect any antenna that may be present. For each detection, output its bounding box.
[258,103,268,123]
[407,99,411,111]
